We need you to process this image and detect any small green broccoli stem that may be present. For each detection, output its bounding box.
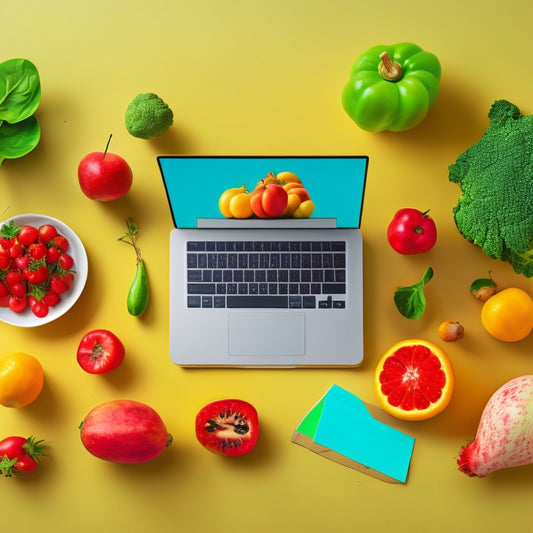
[378,52,403,82]
[103,134,113,159]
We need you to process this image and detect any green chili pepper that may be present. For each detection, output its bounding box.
[118,218,149,316]
[342,42,441,132]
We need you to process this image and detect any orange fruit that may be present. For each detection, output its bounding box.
[0,352,44,408]
[480,287,533,342]
[374,339,454,421]
[229,192,253,219]
[276,171,301,184]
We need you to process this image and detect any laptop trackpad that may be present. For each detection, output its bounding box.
[228,312,305,356]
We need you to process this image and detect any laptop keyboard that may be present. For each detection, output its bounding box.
[185,240,347,309]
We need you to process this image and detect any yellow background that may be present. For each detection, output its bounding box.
[2,1,533,531]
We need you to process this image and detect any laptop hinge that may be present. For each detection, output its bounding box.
[196,218,338,229]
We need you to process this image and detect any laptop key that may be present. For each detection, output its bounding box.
[187,295,201,307]
[188,283,215,294]
[289,296,302,308]
[322,283,346,294]
[227,295,288,308]
[214,296,226,308]
[303,295,316,308]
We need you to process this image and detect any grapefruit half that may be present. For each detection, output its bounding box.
[374,339,454,421]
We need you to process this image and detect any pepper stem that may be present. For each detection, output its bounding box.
[378,51,403,81]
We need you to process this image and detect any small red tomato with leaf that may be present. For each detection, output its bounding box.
[0,436,46,477]
[77,329,125,374]
[195,399,259,457]
[387,208,437,254]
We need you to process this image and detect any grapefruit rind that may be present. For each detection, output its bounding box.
[374,339,454,422]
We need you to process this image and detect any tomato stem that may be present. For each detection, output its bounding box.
[378,52,403,81]
[103,134,113,159]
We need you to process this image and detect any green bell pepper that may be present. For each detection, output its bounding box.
[342,42,441,132]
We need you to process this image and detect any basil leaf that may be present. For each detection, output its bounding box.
[0,58,41,124]
[0,115,40,163]
[394,267,434,320]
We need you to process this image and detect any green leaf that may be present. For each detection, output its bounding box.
[0,115,40,162]
[394,267,434,320]
[470,277,496,293]
[0,58,41,124]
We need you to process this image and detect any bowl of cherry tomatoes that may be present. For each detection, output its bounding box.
[0,214,88,327]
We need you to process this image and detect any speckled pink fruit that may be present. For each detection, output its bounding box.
[458,375,533,477]
[80,400,172,463]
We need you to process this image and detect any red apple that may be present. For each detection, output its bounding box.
[78,136,133,201]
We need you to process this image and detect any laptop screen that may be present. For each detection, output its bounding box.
[158,156,368,229]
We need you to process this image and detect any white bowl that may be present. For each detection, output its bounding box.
[0,213,88,327]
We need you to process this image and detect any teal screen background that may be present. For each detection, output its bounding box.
[159,156,368,228]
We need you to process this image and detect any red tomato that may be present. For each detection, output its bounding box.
[9,243,23,258]
[77,329,126,374]
[387,208,437,255]
[38,224,58,243]
[45,246,60,264]
[8,296,27,313]
[18,225,39,247]
[42,290,61,307]
[195,399,259,457]
[0,248,10,270]
[250,184,288,218]
[28,296,49,318]
[51,235,69,252]
[29,242,47,260]
[0,436,45,477]
[24,264,49,285]
[59,253,74,270]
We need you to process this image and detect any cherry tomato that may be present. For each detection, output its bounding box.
[38,224,57,243]
[0,436,46,477]
[387,208,437,255]
[9,243,23,258]
[8,296,27,313]
[51,235,69,252]
[24,264,49,285]
[250,184,288,218]
[0,352,44,408]
[42,290,61,307]
[77,329,126,374]
[17,225,39,247]
[59,253,74,270]
[28,296,49,318]
[45,246,60,264]
[29,242,47,260]
[0,248,11,270]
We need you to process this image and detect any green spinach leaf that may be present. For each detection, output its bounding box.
[394,267,434,320]
[0,58,41,166]
[0,116,40,165]
[0,58,41,124]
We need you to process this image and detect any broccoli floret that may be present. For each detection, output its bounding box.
[125,93,173,139]
[449,99,533,277]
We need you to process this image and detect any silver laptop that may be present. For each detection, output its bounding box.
[158,156,368,367]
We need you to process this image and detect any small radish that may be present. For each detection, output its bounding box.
[457,375,533,477]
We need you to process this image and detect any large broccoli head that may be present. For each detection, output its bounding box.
[125,92,173,139]
[449,99,533,277]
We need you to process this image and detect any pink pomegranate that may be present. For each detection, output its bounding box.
[80,400,172,463]
[458,375,533,477]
